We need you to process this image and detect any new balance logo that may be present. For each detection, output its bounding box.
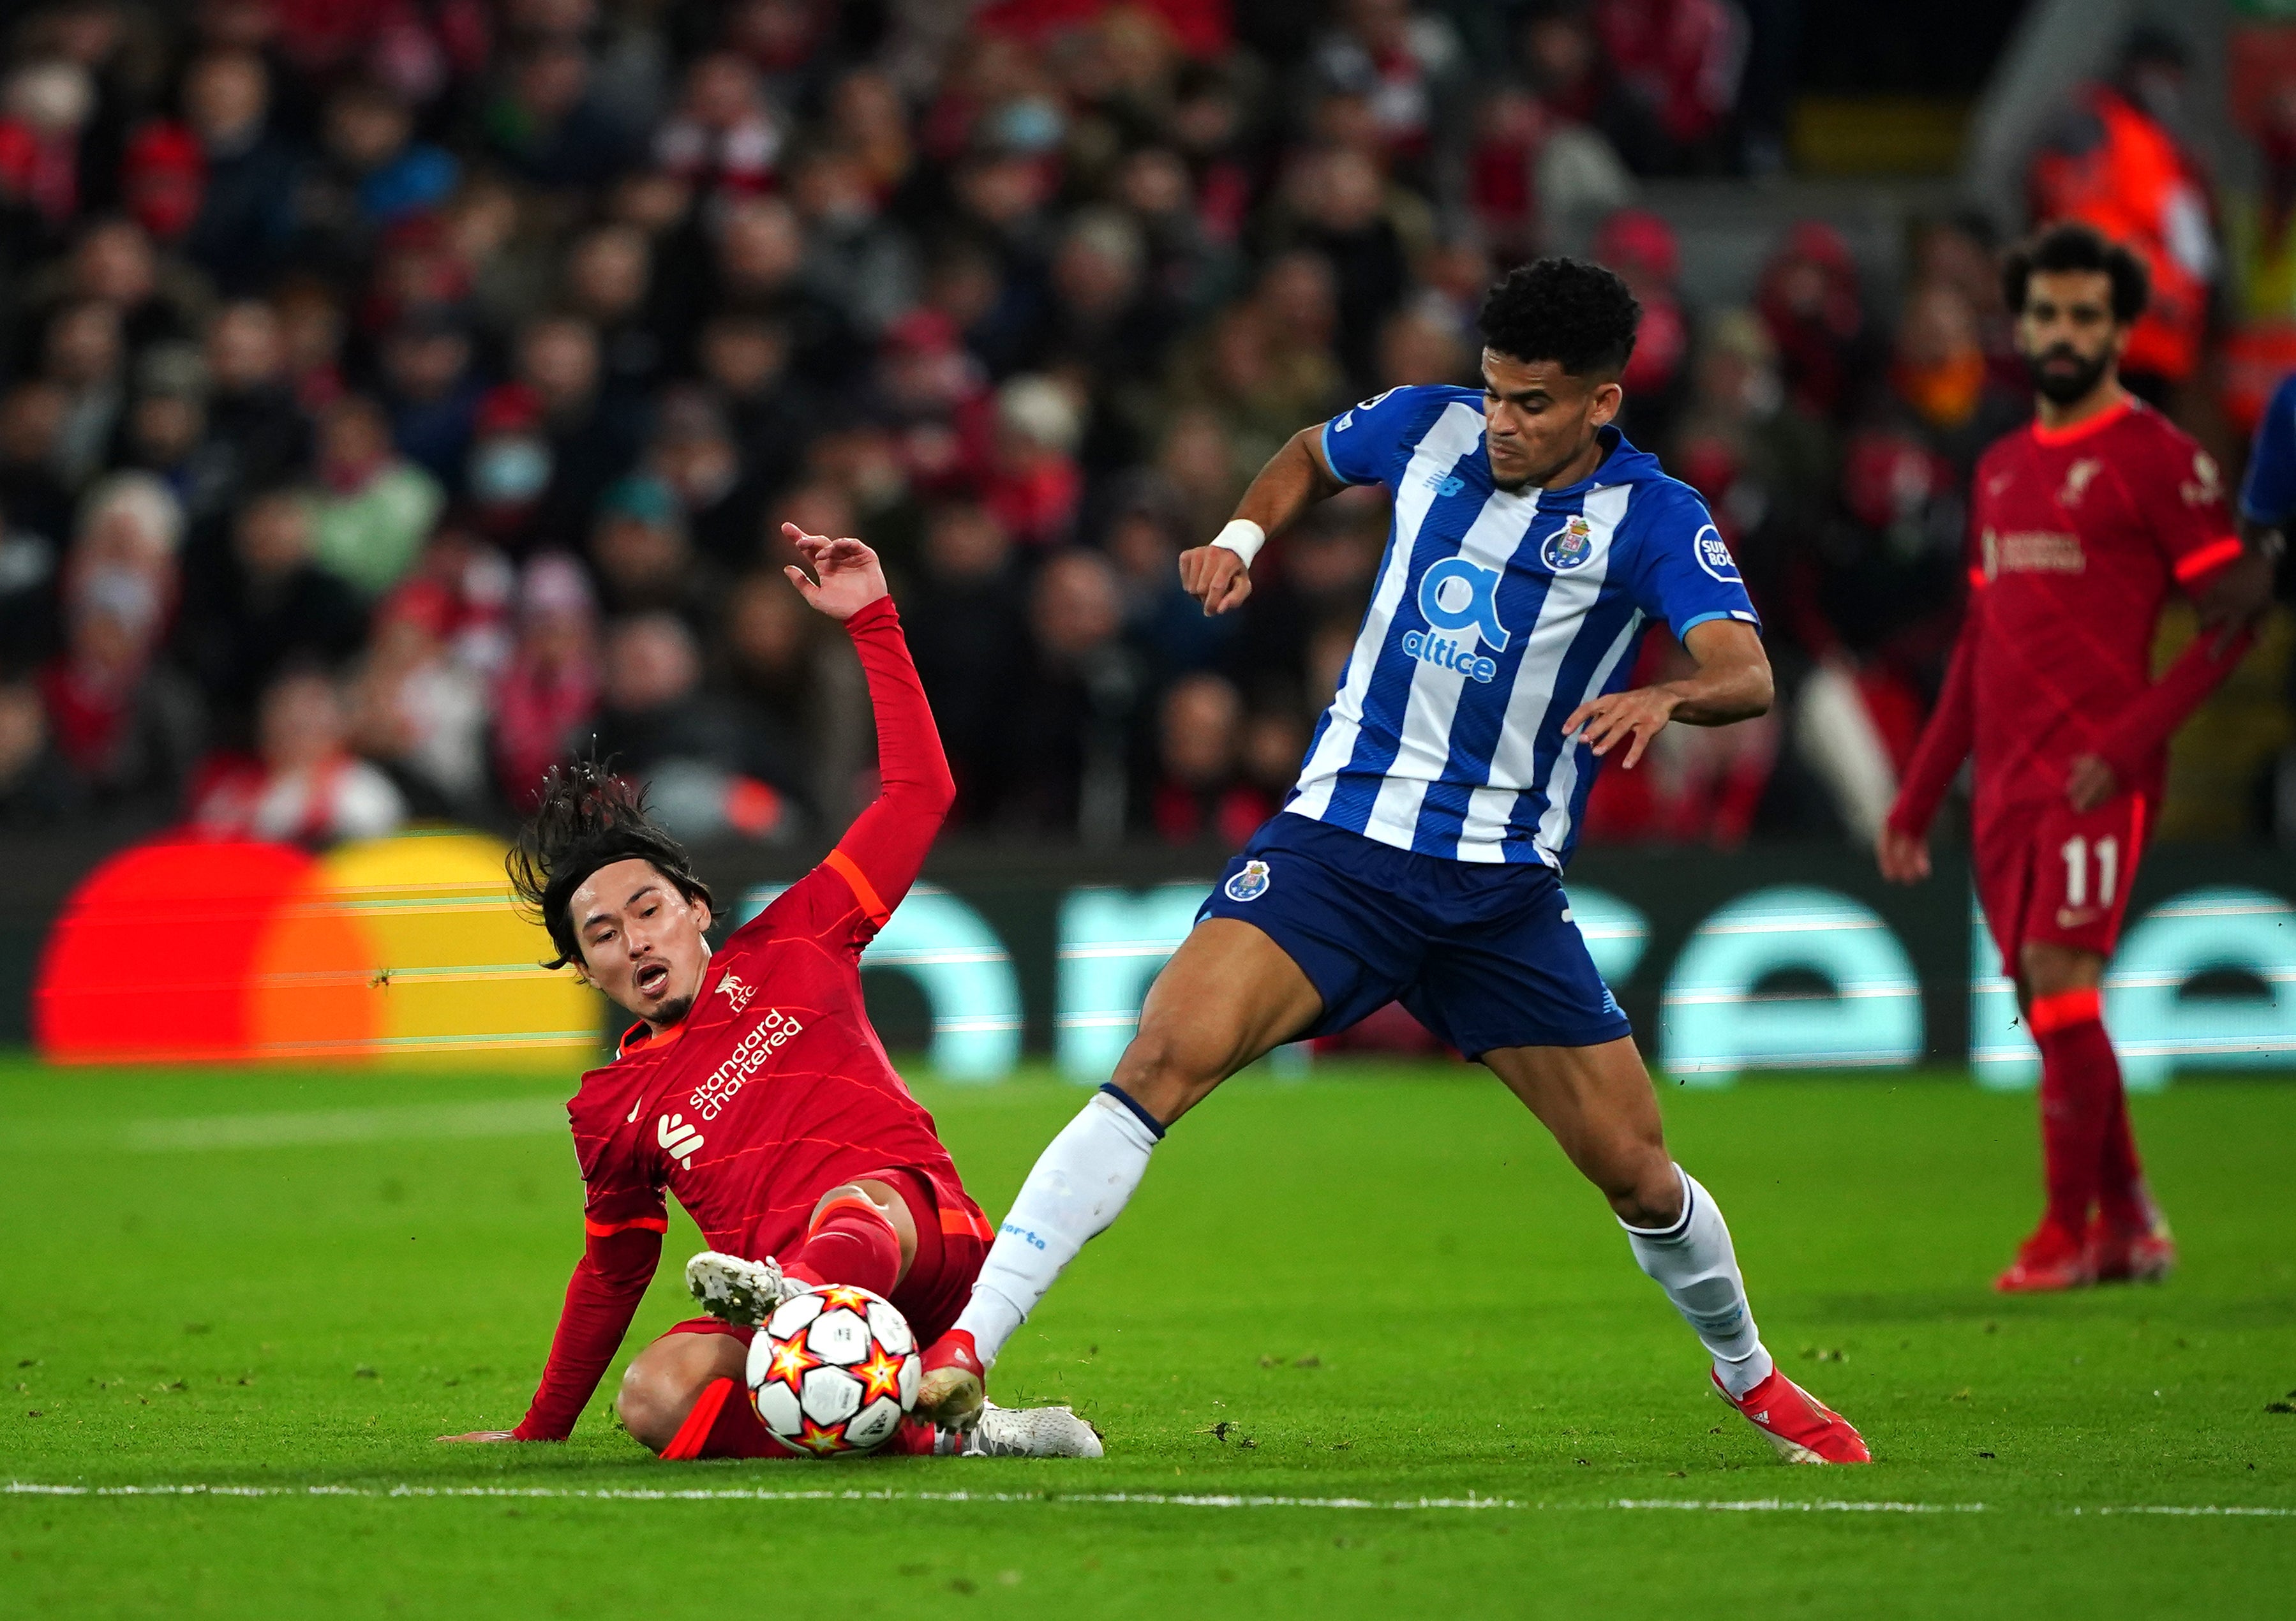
[658,1112,704,1169]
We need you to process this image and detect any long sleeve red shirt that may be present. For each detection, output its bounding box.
[1886,398,2249,842]
[512,595,965,1441]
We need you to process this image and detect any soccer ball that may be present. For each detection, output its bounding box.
[745,1284,920,1456]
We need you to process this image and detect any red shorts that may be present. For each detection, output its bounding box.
[1973,792,2149,976]
[652,1167,991,1461]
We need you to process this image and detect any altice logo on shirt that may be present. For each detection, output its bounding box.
[1402,556,1511,682]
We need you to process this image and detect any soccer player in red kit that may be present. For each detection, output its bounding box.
[1881,225,2275,1293]
[438,527,1098,1460]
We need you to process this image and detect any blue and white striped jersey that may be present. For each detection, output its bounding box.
[1285,384,1759,867]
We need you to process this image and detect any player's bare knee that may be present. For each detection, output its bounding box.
[615,1357,690,1451]
[811,1181,893,1224]
[1111,1022,1220,1122]
[2018,941,2103,999]
[1586,1135,1679,1227]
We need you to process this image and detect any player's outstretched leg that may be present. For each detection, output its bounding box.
[916,920,1322,1427]
[1484,1037,1870,1465]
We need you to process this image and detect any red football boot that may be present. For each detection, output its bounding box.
[1994,1221,2095,1293]
[2087,1211,2177,1283]
[914,1328,987,1431]
[1712,1367,1872,1465]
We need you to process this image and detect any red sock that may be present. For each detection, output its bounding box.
[2032,989,2114,1241]
[782,1194,902,1297]
[660,1376,789,1459]
[2094,1074,2152,1232]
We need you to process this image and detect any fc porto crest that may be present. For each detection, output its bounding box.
[1541,512,1595,571]
[1224,860,1272,903]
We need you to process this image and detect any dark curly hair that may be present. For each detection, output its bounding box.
[1477,257,1641,378]
[507,758,715,970]
[2002,221,2149,324]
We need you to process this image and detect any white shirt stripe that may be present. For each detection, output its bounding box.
[1532,602,1646,858]
[1290,403,1487,821]
[1454,483,1631,862]
[1361,481,1544,847]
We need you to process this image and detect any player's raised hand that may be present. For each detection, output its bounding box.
[1875,825,1931,885]
[782,523,889,621]
[436,1430,525,1443]
[1178,543,1252,616]
[1561,686,1676,769]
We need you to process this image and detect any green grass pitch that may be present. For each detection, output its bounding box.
[3,1054,2293,1619]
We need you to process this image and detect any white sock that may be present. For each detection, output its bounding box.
[953,1086,1161,1366]
[1621,1166,1775,1400]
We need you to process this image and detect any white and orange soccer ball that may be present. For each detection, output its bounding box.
[745,1283,920,1456]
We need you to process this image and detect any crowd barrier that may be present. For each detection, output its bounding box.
[11,828,2293,1087]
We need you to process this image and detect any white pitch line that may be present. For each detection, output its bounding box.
[6,1483,2291,1518]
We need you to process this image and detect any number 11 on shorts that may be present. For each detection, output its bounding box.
[2060,834,2119,909]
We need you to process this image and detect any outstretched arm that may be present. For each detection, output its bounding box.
[1561,618,1773,770]
[784,526,955,927]
[1177,425,1347,616]
[442,1220,662,1442]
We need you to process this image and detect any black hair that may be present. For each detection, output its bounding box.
[507,758,714,970]
[1476,257,1641,378]
[2002,222,2149,324]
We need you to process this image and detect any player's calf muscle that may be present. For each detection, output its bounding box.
[1114,920,1321,1123]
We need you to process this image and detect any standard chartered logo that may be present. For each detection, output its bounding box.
[1403,557,1511,683]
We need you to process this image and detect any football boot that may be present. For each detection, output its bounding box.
[1712,1367,1872,1465]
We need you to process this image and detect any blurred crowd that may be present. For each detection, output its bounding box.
[0,1,2286,851]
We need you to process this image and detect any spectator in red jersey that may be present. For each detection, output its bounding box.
[1881,225,2277,1296]
[492,552,600,809]
[347,578,488,816]
[0,59,94,237]
[1593,207,1694,447]
[981,374,1084,549]
[38,551,203,812]
[1755,220,1881,424]
[1147,671,1273,847]
[1592,0,1746,173]
[655,51,782,208]
[187,664,407,846]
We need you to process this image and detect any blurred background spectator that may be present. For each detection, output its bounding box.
[0,0,2281,858]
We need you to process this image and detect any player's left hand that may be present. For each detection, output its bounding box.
[1562,685,1677,768]
[436,1430,525,1443]
[2066,753,2117,814]
[2194,542,2277,657]
[782,523,890,621]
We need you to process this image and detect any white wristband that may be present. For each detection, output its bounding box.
[1210,518,1265,567]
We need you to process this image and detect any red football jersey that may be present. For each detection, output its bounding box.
[1891,396,2244,841]
[514,597,985,1440]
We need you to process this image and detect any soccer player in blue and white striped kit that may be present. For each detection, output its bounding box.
[918,258,1870,1464]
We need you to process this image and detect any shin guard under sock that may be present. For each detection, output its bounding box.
[784,1193,904,1297]
[2032,989,2114,1238]
[1621,1167,1775,1399]
[953,1086,1162,1366]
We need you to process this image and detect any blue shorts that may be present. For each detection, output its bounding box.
[1197,812,1631,1057]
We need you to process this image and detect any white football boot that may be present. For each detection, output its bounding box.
[953,1401,1104,1459]
[683,1250,800,1327]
